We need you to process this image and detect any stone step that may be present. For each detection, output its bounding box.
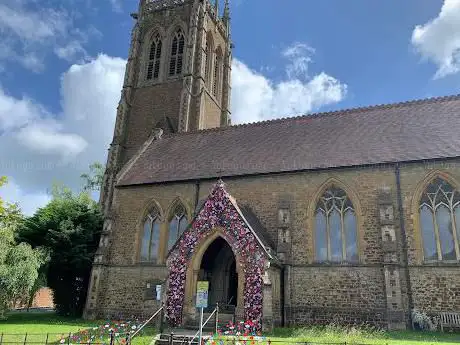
[153,330,212,345]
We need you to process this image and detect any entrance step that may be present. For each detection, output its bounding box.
[153,330,212,345]
[183,313,235,330]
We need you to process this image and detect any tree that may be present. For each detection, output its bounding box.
[80,162,105,192]
[17,185,103,317]
[0,177,45,319]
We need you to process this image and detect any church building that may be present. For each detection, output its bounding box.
[83,0,460,331]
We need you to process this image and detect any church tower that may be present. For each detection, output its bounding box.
[84,0,232,319]
[100,0,232,211]
[118,0,231,162]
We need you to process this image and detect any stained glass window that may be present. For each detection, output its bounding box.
[315,187,358,263]
[419,178,460,261]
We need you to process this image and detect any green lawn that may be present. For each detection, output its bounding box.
[264,325,460,345]
[0,312,156,345]
[1,312,460,345]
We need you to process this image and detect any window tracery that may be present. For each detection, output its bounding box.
[314,187,358,263]
[146,33,162,80]
[140,207,161,262]
[169,29,185,76]
[168,203,188,251]
[419,178,460,261]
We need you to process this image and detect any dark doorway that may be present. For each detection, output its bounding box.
[198,237,238,311]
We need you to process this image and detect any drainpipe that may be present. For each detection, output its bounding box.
[394,163,414,327]
[280,266,285,327]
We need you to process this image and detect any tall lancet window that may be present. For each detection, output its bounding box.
[315,187,358,263]
[419,178,460,261]
[140,207,161,262]
[204,37,213,88]
[146,33,162,80]
[168,203,188,251]
[169,29,185,76]
[213,48,222,97]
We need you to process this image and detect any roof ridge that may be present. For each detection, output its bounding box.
[159,93,460,139]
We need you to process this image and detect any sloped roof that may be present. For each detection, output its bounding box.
[118,95,460,186]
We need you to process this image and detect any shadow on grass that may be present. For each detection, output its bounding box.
[270,326,460,345]
[1,312,157,345]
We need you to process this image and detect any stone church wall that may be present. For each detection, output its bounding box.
[123,81,183,163]
[399,160,460,315]
[289,267,387,326]
[95,159,460,327]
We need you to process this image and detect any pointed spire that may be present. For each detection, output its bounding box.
[215,0,219,15]
[223,0,230,32]
[223,0,229,19]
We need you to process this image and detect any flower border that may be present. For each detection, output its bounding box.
[165,182,267,328]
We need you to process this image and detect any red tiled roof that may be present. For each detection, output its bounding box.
[117,95,460,186]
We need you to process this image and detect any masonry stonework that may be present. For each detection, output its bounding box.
[88,159,460,328]
[84,0,460,330]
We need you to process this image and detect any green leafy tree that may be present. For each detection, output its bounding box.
[0,177,45,319]
[17,184,103,317]
[80,162,105,192]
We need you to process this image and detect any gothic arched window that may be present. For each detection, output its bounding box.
[146,33,162,80]
[204,36,213,87]
[140,208,161,262]
[419,178,460,261]
[167,203,188,251]
[213,48,222,97]
[315,187,358,263]
[169,29,185,76]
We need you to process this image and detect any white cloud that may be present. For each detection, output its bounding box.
[0,178,51,216]
[411,0,460,78]
[0,54,125,213]
[230,42,347,124]
[0,0,99,71]
[109,0,123,13]
[282,42,315,79]
[1,42,345,214]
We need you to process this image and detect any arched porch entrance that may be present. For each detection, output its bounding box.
[183,231,245,322]
[199,237,238,311]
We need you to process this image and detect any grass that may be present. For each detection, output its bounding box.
[2,312,460,345]
[265,325,460,345]
[0,311,156,345]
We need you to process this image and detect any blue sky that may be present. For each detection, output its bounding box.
[0,0,459,214]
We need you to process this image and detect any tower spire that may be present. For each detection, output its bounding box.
[223,0,230,34]
[215,0,219,15]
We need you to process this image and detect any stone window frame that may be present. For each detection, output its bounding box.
[412,171,460,264]
[137,198,165,265]
[308,178,363,265]
[204,32,214,89]
[138,26,167,87]
[168,27,186,78]
[212,46,223,99]
[166,198,190,253]
[140,207,162,264]
[146,32,163,81]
